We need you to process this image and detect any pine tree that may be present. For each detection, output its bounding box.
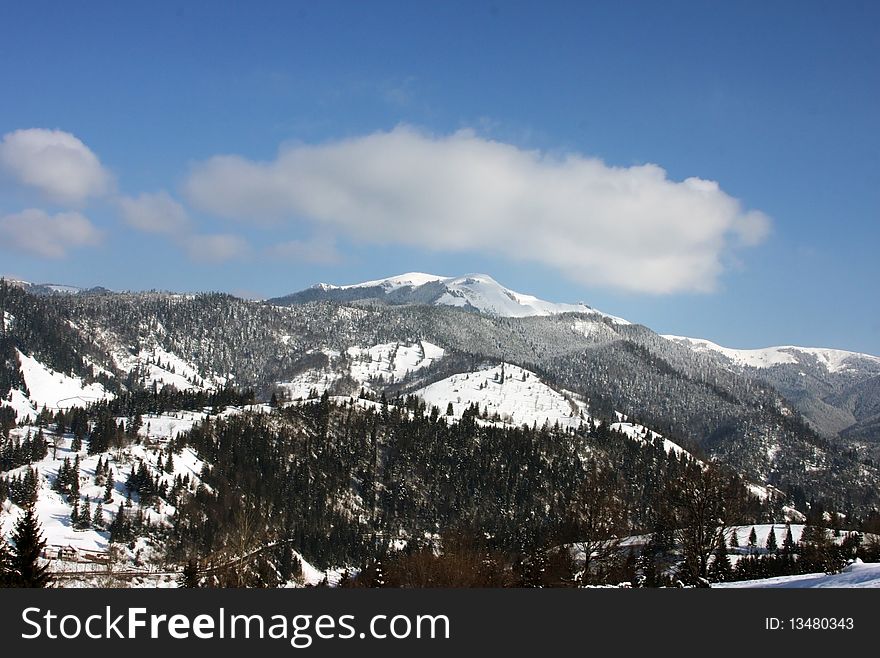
[78,498,92,530]
[104,473,114,503]
[93,501,104,528]
[766,526,778,554]
[10,504,51,587]
[747,527,758,554]
[782,523,796,555]
[708,534,733,582]
[109,507,128,543]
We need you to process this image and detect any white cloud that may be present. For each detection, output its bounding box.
[267,236,341,264]
[117,191,190,234]
[0,129,113,204]
[0,209,103,258]
[182,233,251,264]
[184,126,771,294]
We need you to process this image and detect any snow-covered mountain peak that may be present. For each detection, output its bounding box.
[296,271,630,322]
[341,272,449,291]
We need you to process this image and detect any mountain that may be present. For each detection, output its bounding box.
[270,272,629,321]
[4,275,880,587]
[665,335,880,454]
[663,335,880,374]
[4,274,879,508]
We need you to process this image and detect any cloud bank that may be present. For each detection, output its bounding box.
[184,126,770,294]
[0,129,113,204]
[0,209,103,258]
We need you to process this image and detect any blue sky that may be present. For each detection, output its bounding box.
[1,1,878,354]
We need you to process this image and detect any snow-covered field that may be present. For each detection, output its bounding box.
[715,560,880,588]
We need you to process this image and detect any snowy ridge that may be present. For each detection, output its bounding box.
[417,363,589,429]
[610,417,689,459]
[664,335,880,373]
[336,272,448,291]
[313,272,630,321]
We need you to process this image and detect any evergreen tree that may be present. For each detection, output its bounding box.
[766,526,778,554]
[93,501,104,528]
[104,473,114,503]
[747,527,758,554]
[10,504,51,587]
[708,534,733,583]
[782,523,796,555]
[109,507,129,544]
[78,498,92,530]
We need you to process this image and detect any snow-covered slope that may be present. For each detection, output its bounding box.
[277,341,446,401]
[417,362,589,429]
[293,272,630,321]
[6,349,113,419]
[664,335,880,374]
[347,341,445,383]
[88,323,227,391]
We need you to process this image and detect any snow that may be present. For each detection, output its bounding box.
[337,271,448,291]
[664,335,880,373]
[2,388,37,421]
[609,421,689,458]
[347,341,445,383]
[726,524,805,550]
[139,411,210,441]
[16,349,113,412]
[102,333,224,391]
[417,363,589,429]
[715,561,880,588]
[278,370,345,401]
[42,284,83,294]
[278,341,445,400]
[322,271,630,321]
[434,273,612,319]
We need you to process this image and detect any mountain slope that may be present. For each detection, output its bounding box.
[665,335,880,450]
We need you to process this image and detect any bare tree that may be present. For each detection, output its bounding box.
[671,461,731,584]
[570,460,626,585]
